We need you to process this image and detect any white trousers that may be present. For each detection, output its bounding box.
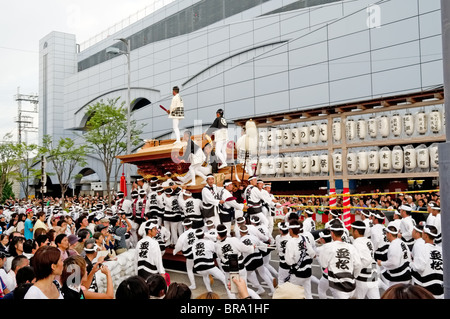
[354,280,381,299]
[197,267,233,298]
[186,258,196,288]
[215,139,228,165]
[164,220,180,246]
[290,276,312,299]
[173,118,181,142]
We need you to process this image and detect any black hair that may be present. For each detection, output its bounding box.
[145,273,168,297]
[351,220,366,236]
[116,275,150,300]
[15,266,35,285]
[54,233,67,246]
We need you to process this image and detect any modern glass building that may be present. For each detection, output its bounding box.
[37,0,443,195]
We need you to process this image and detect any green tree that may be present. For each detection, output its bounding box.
[1,180,15,203]
[82,97,144,206]
[0,133,19,200]
[10,142,39,200]
[39,135,88,207]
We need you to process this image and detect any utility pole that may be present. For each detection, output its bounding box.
[41,156,46,213]
[14,87,38,144]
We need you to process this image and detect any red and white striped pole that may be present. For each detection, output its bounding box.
[327,188,336,224]
[342,187,351,229]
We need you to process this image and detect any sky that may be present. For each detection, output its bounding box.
[0,0,154,145]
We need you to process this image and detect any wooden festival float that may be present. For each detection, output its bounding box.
[115,121,260,193]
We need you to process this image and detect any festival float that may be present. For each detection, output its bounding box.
[116,120,260,192]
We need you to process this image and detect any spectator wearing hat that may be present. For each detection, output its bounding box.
[285,219,316,299]
[23,210,34,241]
[377,225,412,289]
[350,221,380,299]
[399,204,416,251]
[410,225,443,298]
[135,221,167,281]
[173,218,197,289]
[318,219,362,299]
[67,234,81,256]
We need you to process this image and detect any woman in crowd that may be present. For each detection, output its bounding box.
[24,245,64,299]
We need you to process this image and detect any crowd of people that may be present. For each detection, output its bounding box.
[0,174,443,299]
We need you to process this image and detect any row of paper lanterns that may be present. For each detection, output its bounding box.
[258,108,444,148]
[257,143,440,176]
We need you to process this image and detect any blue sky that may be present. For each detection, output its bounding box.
[0,0,153,145]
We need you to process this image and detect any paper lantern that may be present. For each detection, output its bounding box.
[403,145,416,170]
[429,110,442,134]
[283,156,293,173]
[379,147,391,172]
[378,115,389,138]
[345,119,356,141]
[291,127,300,145]
[300,125,310,144]
[292,156,302,174]
[368,149,380,172]
[310,124,319,143]
[416,145,430,169]
[347,152,357,173]
[415,111,427,135]
[357,119,367,140]
[390,114,402,137]
[319,154,329,173]
[368,116,377,138]
[391,146,404,171]
[311,154,320,173]
[357,150,368,172]
[332,121,342,141]
[403,113,414,136]
[283,127,292,146]
[429,144,439,169]
[319,122,328,142]
[301,156,311,174]
[332,152,343,173]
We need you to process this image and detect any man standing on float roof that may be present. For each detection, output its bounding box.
[167,86,184,144]
[204,108,229,169]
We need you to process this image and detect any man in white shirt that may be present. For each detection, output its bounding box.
[201,174,223,227]
[399,203,416,251]
[167,86,184,144]
[243,176,268,228]
[217,179,245,236]
[135,221,167,281]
